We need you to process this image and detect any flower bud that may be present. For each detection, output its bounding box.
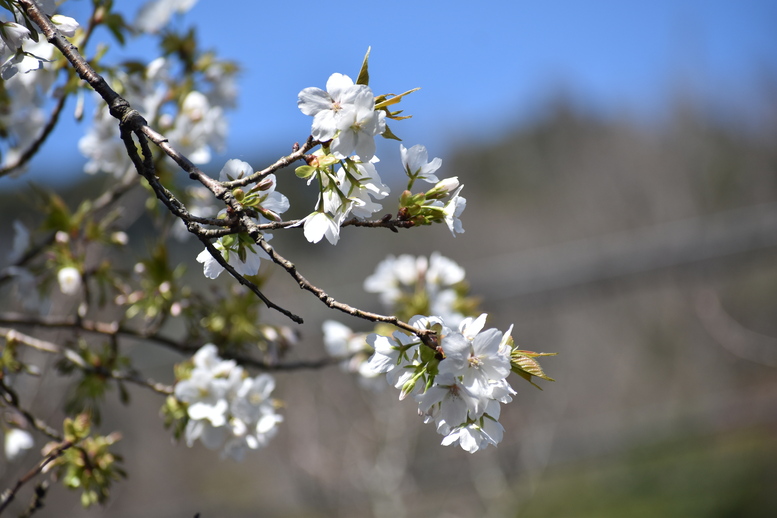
[0,22,31,52]
[111,231,129,245]
[426,177,460,199]
[255,177,274,191]
[51,15,80,37]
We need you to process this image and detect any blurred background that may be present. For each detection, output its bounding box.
[1,0,777,516]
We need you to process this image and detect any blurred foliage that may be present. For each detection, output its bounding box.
[516,427,777,517]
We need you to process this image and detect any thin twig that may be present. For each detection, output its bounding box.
[0,95,68,178]
[238,214,436,347]
[220,137,318,188]
[0,315,338,372]
[194,235,303,324]
[1,327,173,395]
[0,378,62,441]
[0,442,72,515]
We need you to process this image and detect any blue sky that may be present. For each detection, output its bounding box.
[7,0,777,182]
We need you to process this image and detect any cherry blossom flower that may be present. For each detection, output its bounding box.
[438,315,511,394]
[362,253,468,324]
[440,401,505,453]
[4,428,33,461]
[196,236,270,279]
[0,22,30,53]
[299,211,343,245]
[57,266,81,295]
[336,158,390,219]
[174,345,282,459]
[51,15,80,37]
[330,87,385,160]
[442,185,466,236]
[298,73,368,141]
[167,90,226,164]
[416,373,483,428]
[400,144,442,186]
[219,159,289,218]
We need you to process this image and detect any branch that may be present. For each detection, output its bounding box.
[237,214,436,347]
[251,215,415,233]
[1,327,173,395]
[195,235,303,324]
[0,442,72,515]
[220,137,318,189]
[0,314,338,372]
[0,95,67,178]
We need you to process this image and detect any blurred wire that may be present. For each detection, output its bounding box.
[473,202,777,301]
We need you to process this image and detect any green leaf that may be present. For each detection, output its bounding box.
[511,353,556,385]
[295,165,315,179]
[103,13,126,46]
[356,46,371,86]
[381,123,402,141]
[22,15,39,43]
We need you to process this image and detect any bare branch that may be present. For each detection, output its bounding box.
[195,235,303,324]
[220,137,319,188]
[0,442,72,515]
[236,214,436,346]
[0,314,339,372]
[0,378,61,441]
[1,327,173,396]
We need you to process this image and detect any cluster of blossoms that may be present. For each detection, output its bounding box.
[324,252,472,380]
[365,252,469,325]
[173,344,283,461]
[0,0,555,476]
[324,252,475,381]
[325,253,554,453]
[368,314,516,453]
[293,71,466,245]
[0,3,78,171]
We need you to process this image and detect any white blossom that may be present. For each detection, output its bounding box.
[135,0,198,33]
[330,87,385,160]
[175,345,282,459]
[57,266,81,295]
[440,401,505,453]
[442,185,466,236]
[4,428,33,461]
[363,253,467,324]
[196,237,270,279]
[299,211,343,245]
[0,22,31,53]
[336,158,390,219]
[400,144,442,184]
[298,73,368,141]
[51,15,80,37]
[166,90,227,165]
